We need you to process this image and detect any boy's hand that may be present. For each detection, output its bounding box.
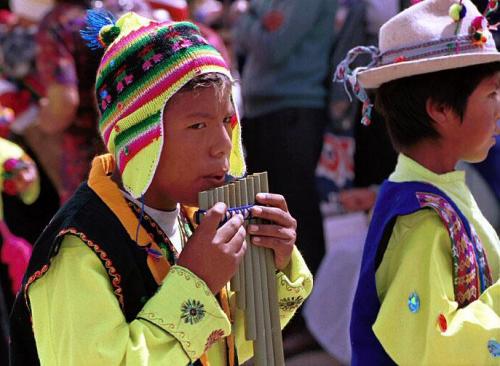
[177,203,247,294]
[248,193,296,271]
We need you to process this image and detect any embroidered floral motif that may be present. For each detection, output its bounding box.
[416,192,492,307]
[204,329,225,352]
[279,296,304,312]
[58,228,124,307]
[180,299,206,325]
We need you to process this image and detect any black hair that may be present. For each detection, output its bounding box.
[375,62,500,150]
[177,72,233,101]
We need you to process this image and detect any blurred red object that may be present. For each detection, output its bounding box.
[0,104,15,138]
[147,0,189,21]
[0,9,17,26]
[0,90,32,116]
[0,220,32,294]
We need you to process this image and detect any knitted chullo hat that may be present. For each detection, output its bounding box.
[82,10,245,198]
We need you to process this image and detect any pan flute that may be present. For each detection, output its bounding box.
[197,172,285,366]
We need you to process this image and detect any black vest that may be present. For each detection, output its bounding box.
[9,183,163,365]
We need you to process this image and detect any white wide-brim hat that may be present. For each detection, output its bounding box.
[334,0,500,125]
[359,0,500,89]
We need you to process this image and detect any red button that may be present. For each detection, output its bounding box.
[438,314,447,332]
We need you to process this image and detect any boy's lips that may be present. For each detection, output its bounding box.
[201,173,227,189]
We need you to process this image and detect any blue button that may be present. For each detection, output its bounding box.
[408,292,420,313]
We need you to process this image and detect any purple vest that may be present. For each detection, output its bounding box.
[350,181,493,365]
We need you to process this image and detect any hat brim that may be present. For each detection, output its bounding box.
[358,52,500,89]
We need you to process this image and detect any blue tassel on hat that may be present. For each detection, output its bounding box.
[80,9,119,50]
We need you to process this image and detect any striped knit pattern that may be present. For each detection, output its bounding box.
[94,13,243,198]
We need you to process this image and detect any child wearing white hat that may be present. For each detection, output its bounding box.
[335,0,500,364]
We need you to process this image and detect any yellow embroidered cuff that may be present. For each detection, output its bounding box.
[276,246,313,319]
[137,265,231,362]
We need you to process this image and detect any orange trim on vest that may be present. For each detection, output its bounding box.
[87,154,170,284]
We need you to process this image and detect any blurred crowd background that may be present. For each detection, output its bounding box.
[0,0,498,364]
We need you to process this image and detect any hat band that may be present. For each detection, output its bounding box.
[377,35,496,66]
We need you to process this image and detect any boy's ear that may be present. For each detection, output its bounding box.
[425,97,457,133]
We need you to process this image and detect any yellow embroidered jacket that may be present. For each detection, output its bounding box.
[374,155,500,365]
[27,155,313,365]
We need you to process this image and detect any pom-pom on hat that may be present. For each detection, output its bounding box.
[334,0,500,125]
[82,10,245,198]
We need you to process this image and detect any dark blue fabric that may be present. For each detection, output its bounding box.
[350,180,474,366]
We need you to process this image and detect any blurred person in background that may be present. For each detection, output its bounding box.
[233,0,336,284]
[35,0,105,203]
[0,0,60,247]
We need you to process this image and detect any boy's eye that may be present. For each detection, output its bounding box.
[223,116,233,124]
[189,122,206,129]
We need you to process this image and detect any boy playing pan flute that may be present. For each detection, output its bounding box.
[9,11,313,366]
[335,0,500,364]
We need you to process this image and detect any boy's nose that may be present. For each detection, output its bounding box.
[210,125,232,158]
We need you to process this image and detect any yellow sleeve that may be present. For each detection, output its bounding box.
[29,234,231,366]
[231,245,314,363]
[374,210,500,366]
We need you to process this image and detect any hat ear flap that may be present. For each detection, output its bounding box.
[229,103,246,178]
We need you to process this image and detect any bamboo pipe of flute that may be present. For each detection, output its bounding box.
[234,180,246,310]
[257,172,285,366]
[246,176,267,366]
[251,173,275,366]
[228,184,241,293]
[239,178,257,340]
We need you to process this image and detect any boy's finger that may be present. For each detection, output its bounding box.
[251,236,291,270]
[255,193,288,211]
[227,225,247,255]
[217,214,244,243]
[251,206,296,228]
[247,224,294,240]
[198,202,227,234]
